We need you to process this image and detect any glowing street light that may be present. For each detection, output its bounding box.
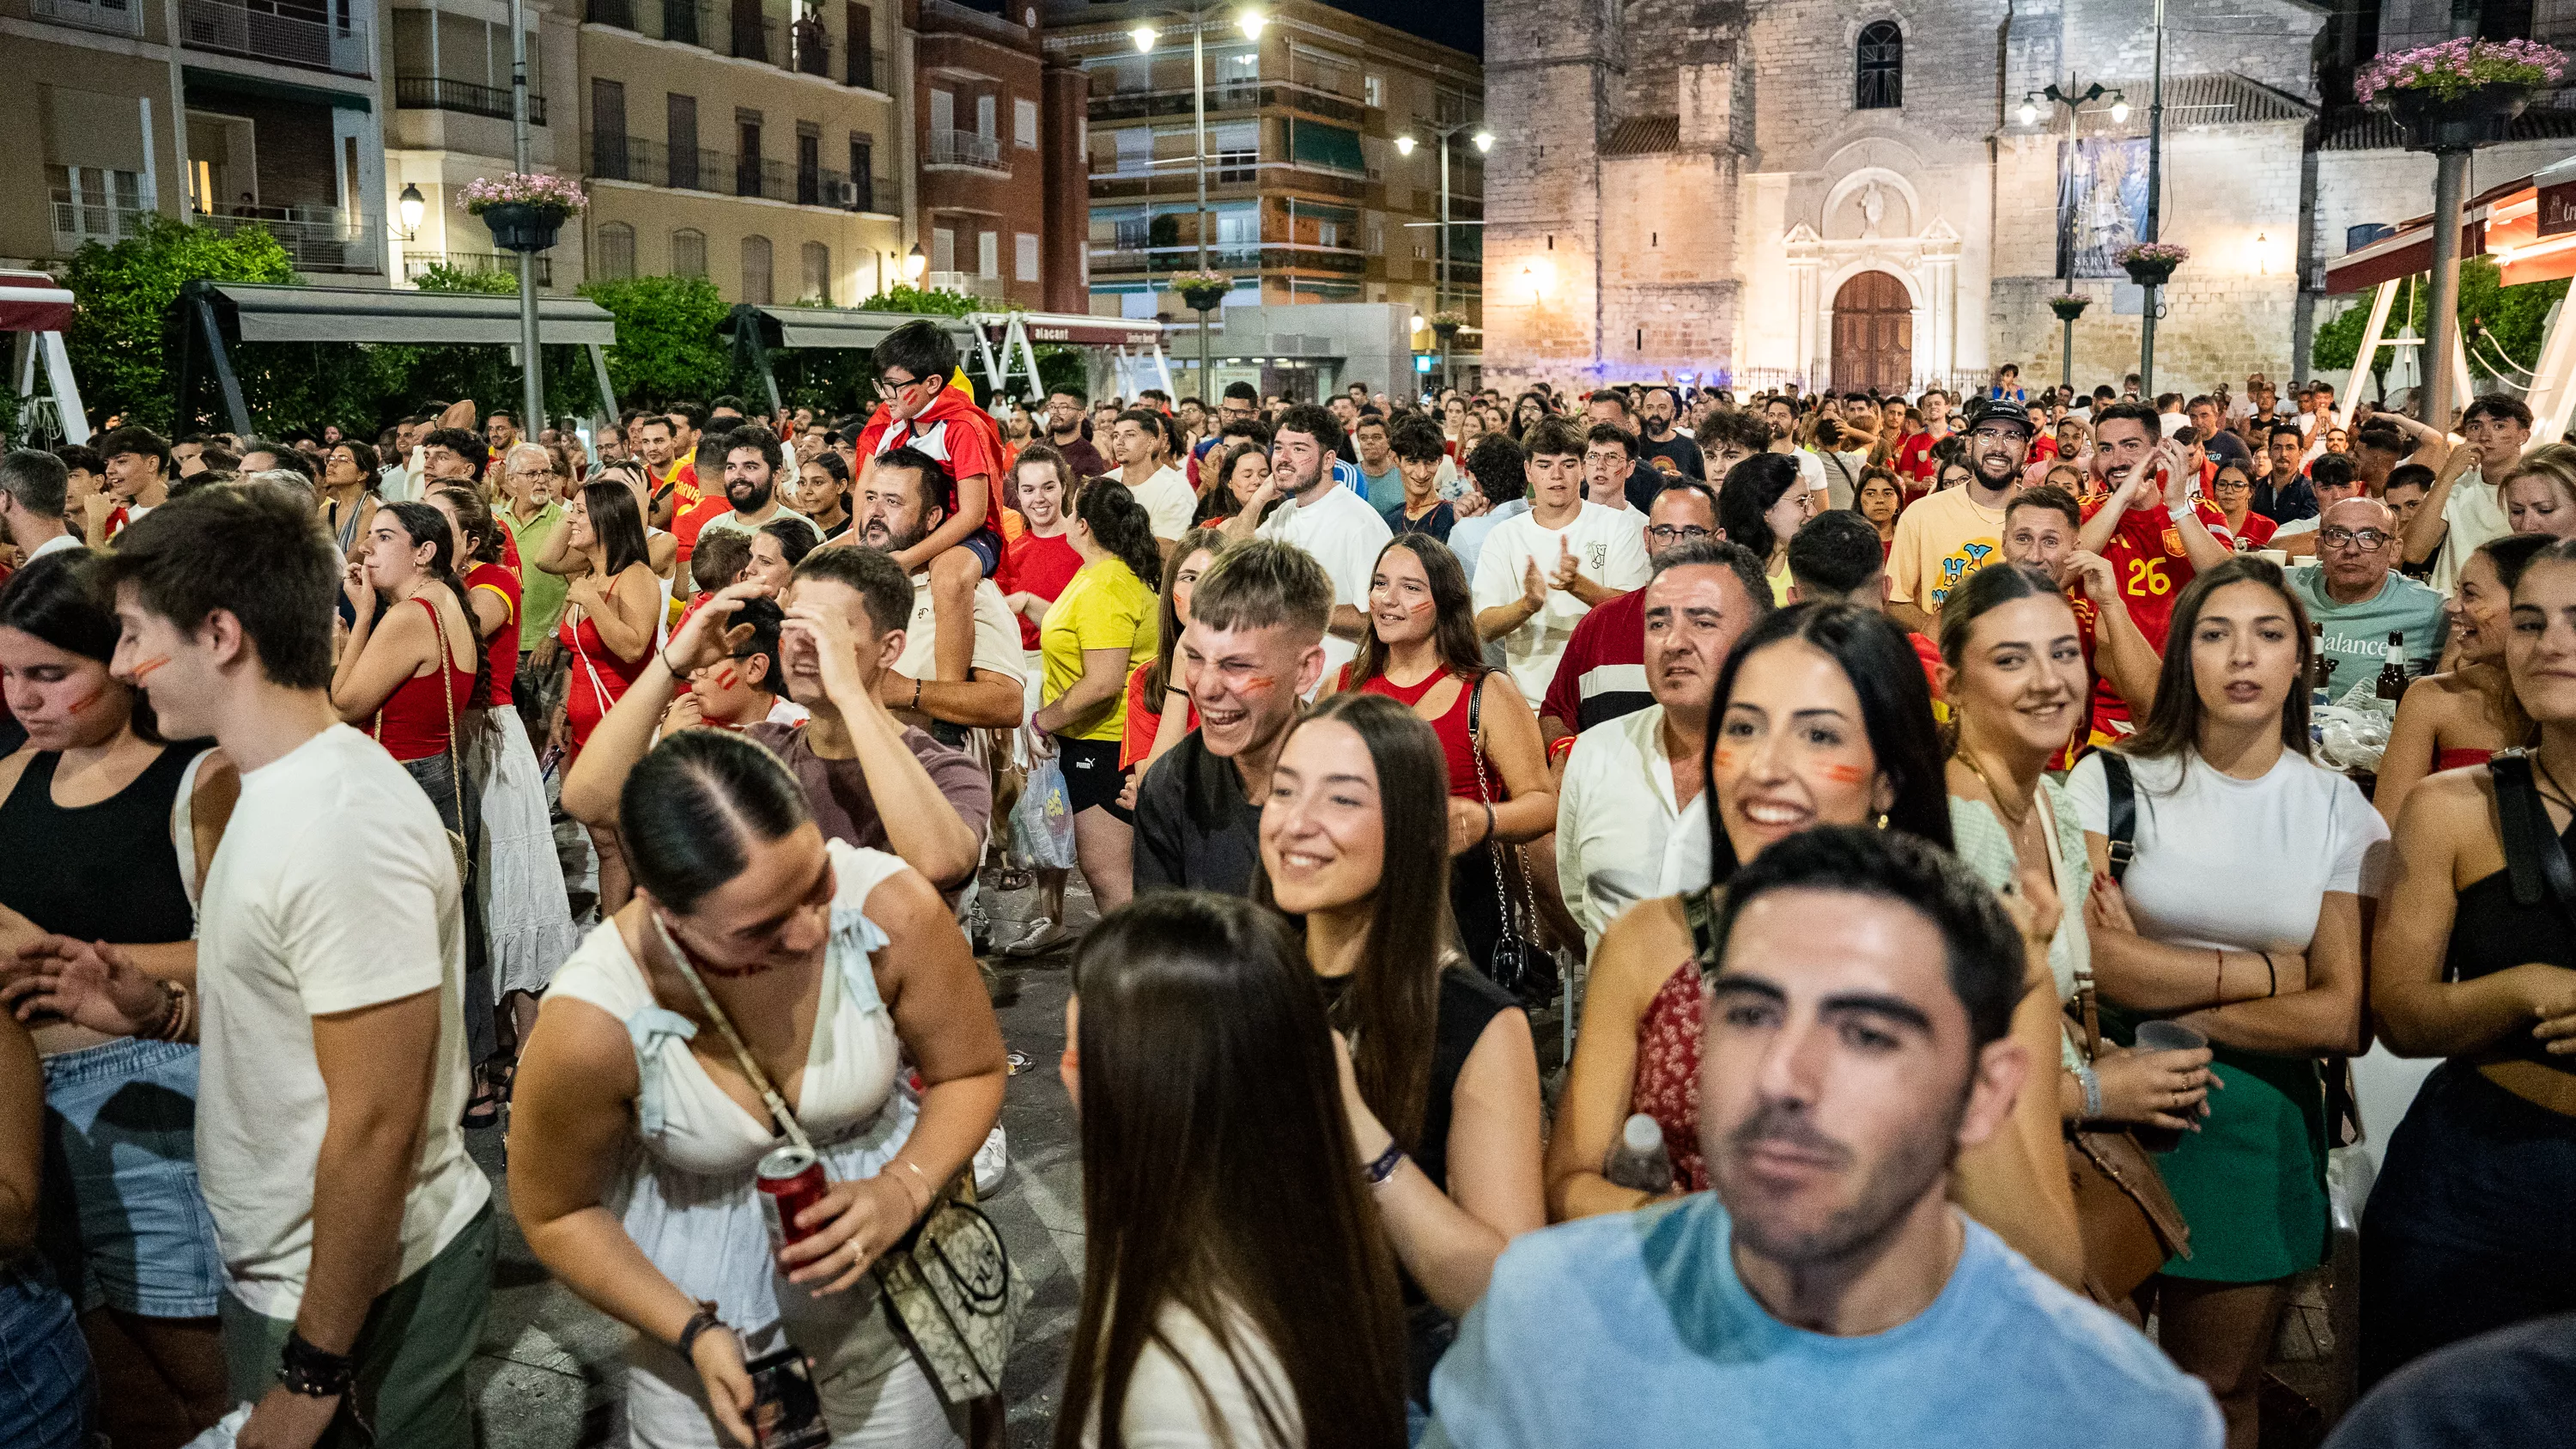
[1130,22,1157,51]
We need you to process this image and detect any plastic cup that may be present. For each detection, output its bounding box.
[2134,1020,2207,1054]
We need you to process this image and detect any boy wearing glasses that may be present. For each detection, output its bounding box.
[852,320,1010,692]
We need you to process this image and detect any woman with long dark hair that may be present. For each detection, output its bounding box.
[0,552,236,1448]
[1030,478,1163,921]
[319,437,382,561]
[1194,441,1279,529]
[2360,538,2576,1385]
[1119,526,1223,777]
[1548,602,1954,1218]
[1056,894,1406,1449]
[2068,557,2385,1448]
[1326,535,1555,977]
[1716,452,1814,606]
[509,729,1005,1449]
[558,479,662,910]
[1259,692,1544,1412]
[2377,533,2550,825]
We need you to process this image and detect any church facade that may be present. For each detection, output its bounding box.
[1483,0,2575,399]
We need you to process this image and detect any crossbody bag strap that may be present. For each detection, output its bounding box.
[1461,671,1525,947]
[422,599,466,839]
[2102,752,2137,885]
[2488,751,2570,914]
[648,914,816,1154]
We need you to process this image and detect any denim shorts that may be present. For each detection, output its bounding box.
[40,1037,227,1318]
[0,1258,91,1449]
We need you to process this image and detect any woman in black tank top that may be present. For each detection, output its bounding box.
[2361,542,2576,1388]
[0,552,237,1446]
[1257,691,1545,1409]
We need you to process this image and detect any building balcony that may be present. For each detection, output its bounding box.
[192,204,375,272]
[925,270,1009,300]
[586,133,870,210]
[396,76,549,125]
[51,190,154,256]
[405,250,552,287]
[1089,241,1367,277]
[179,0,371,76]
[848,46,888,90]
[925,128,1006,174]
[1088,162,1364,203]
[32,0,143,38]
[1087,80,1362,126]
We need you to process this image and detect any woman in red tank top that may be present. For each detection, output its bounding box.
[555,478,662,910]
[332,501,481,772]
[1328,534,1557,981]
[2377,533,2550,826]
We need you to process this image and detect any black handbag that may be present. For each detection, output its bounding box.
[1467,675,1560,1005]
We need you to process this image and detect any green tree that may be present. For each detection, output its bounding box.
[64,216,297,433]
[2310,263,2571,402]
[579,274,734,409]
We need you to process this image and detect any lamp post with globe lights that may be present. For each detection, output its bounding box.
[1394,121,1492,393]
[1129,5,1267,396]
[2016,80,2125,390]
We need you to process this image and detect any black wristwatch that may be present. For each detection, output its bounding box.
[677,1301,726,1362]
[278,1330,355,1398]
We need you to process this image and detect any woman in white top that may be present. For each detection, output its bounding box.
[2067,557,2386,1449]
[508,730,1007,1448]
[1055,893,1406,1449]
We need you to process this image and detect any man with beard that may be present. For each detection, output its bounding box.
[1131,540,1332,897]
[1761,393,1828,498]
[1634,386,1705,484]
[1886,397,2031,633]
[1217,403,1389,678]
[851,445,1024,742]
[1425,828,2221,1449]
[2075,401,2233,740]
[672,427,811,585]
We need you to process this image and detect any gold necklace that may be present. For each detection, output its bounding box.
[1957,748,2038,839]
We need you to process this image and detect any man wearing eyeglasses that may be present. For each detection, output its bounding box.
[1539,479,1722,746]
[2287,496,2449,688]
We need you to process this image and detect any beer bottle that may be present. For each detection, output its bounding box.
[2375,632,2408,707]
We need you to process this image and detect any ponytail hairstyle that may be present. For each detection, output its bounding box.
[1072,477,1164,588]
[380,499,494,709]
[621,728,813,914]
[430,484,506,567]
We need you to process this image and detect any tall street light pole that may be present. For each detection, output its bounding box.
[510,0,543,435]
[2422,0,2484,432]
[1396,119,1492,393]
[1132,5,1267,405]
[2140,0,2167,395]
[2020,80,2128,392]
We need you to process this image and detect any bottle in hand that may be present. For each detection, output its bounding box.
[1604,1113,1674,1195]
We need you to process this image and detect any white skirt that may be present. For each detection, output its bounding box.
[468,706,580,998]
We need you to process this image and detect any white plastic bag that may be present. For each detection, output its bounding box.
[184,1405,253,1448]
[1012,752,1078,871]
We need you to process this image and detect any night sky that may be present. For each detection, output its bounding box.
[1315,0,1480,58]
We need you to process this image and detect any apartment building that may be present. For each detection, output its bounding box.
[3,0,389,277]
[577,0,908,304]
[1045,0,1481,343]
[909,0,1084,313]
[386,0,582,289]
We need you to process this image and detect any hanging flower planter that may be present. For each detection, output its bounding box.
[1430,308,1468,341]
[2360,39,2567,153]
[2117,241,2190,288]
[459,173,588,253]
[2047,294,2092,321]
[1170,268,1234,313]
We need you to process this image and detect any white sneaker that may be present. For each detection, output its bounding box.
[972,1124,1008,1196]
[1002,919,1073,957]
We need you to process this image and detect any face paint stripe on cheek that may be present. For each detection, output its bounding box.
[128,656,171,683]
[1814,762,1868,786]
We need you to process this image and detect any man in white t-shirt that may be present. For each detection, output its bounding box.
[849,449,1026,740]
[21,485,491,1449]
[1109,406,1196,545]
[1471,414,1652,709]
[2402,393,2530,594]
[1230,402,1390,679]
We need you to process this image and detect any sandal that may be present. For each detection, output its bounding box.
[460,1059,514,1129]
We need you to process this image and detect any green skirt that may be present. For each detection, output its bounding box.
[2105,1014,2330,1284]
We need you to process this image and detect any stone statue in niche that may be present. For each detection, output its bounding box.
[1859,182,1886,239]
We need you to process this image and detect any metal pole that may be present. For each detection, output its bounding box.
[2061,84,2077,393]
[2425,150,2470,429]
[1192,11,1210,401]
[2142,0,2165,394]
[511,0,544,437]
[1437,128,1450,393]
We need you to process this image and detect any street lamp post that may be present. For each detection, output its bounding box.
[2020,80,2127,392]
[2141,0,2167,395]
[509,0,542,435]
[1131,5,1267,403]
[1395,121,1492,393]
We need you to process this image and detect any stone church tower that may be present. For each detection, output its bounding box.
[1485,0,2329,397]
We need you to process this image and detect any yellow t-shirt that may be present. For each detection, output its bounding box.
[1039,559,1159,742]
[1886,486,2010,613]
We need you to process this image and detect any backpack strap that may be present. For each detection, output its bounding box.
[2102,752,2138,885]
[2489,749,2576,916]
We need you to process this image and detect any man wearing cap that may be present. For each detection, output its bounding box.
[1886,397,2032,634]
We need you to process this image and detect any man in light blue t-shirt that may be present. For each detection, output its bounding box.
[2290,497,2450,689]
[1425,828,2221,1449]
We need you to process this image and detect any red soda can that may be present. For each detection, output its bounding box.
[756,1145,829,1251]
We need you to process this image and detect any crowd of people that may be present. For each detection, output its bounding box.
[0,335,2570,1449]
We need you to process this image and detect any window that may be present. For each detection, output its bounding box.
[849,135,874,210]
[595,222,636,279]
[1015,97,1038,149]
[48,164,147,247]
[801,240,830,302]
[978,230,999,277]
[671,228,707,277]
[1015,232,1038,281]
[742,234,774,302]
[933,226,956,273]
[976,94,996,141]
[667,93,699,190]
[1856,21,1902,109]
[1114,127,1152,175]
[1364,73,1382,107]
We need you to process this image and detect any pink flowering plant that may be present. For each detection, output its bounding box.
[457,173,589,216]
[2356,39,2567,106]
[2047,293,2092,319]
[2117,241,2191,266]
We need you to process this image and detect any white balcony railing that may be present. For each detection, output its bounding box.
[33,0,144,36]
[925,270,1007,299]
[194,204,377,273]
[925,128,1005,172]
[179,0,373,76]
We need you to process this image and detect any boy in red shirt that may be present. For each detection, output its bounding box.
[2075,401,2237,740]
[852,320,1008,687]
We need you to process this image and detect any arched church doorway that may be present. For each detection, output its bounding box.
[1831,271,1912,393]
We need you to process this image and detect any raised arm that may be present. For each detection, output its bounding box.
[331,582,434,724]
[561,583,762,827]
[787,599,982,890]
[580,566,662,663]
[2402,441,2479,564]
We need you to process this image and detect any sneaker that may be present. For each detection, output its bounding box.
[972,1124,1008,1196]
[1002,918,1074,957]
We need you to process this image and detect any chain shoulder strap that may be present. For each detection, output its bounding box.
[648,913,816,1154]
[422,597,466,842]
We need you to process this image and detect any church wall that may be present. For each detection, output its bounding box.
[2058,0,2322,100]
[1597,151,1741,383]
[1481,0,1617,392]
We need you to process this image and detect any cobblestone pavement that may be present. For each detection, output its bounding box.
[465,868,1095,1448]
